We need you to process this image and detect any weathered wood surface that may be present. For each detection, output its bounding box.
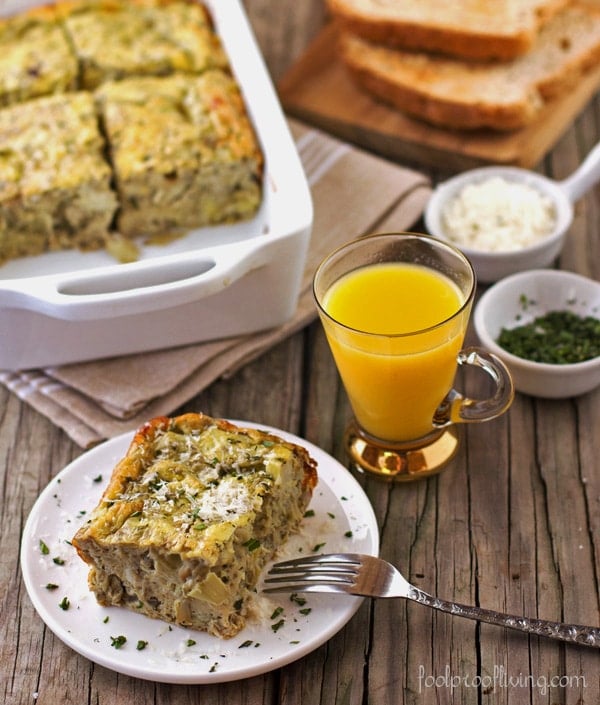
[2,1,600,703]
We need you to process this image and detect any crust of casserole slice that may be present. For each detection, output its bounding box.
[72,413,318,639]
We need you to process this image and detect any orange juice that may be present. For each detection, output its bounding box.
[321,262,468,441]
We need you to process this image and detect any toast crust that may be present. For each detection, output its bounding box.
[338,3,600,131]
[328,0,571,60]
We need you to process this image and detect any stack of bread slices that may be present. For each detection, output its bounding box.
[327,0,600,130]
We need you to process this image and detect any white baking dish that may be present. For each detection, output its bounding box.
[0,0,313,370]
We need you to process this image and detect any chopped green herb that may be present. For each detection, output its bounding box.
[327,512,335,519]
[290,593,306,606]
[290,640,300,644]
[312,542,326,552]
[52,557,65,566]
[39,540,49,555]
[110,635,127,649]
[239,640,253,648]
[299,608,312,616]
[186,639,196,647]
[270,606,284,620]
[45,583,59,591]
[271,619,285,633]
[136,640,148,651]
[344,530,353,538]
[103,616,109,623]
[303,509,315,518]
[243,538,261,552]
[498,310,600,364]
[59,597,70,611]
[93,474,103,483]
[209,663,218,673]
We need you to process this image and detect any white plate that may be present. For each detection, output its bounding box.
[20,422,379,684]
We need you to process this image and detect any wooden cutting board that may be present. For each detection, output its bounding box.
[278,24,600,172]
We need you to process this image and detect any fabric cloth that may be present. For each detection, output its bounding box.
[0,119,431,447]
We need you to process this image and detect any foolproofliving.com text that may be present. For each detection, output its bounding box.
[418,665,587,696]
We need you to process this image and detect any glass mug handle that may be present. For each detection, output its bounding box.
[433,347,514,428]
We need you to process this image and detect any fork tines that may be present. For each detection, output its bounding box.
[262,553,362,594]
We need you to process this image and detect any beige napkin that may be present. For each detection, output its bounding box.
[0,119,431,447]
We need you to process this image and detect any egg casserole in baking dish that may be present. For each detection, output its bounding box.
[0,0,264,266]
[72,413,318,639]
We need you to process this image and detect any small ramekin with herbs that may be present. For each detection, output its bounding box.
[474,270,600,398]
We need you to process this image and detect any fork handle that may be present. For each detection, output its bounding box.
[409,586,600,648]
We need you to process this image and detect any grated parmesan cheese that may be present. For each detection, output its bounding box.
[441,176,557,252]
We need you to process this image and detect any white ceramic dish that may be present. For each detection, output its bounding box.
[20,422,379,684]
[474,270,600,398]
[425,141,600,283]
[0,0,313,370]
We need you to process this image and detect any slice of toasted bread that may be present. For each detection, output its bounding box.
[328,0,571,60]
[338,3,600,131]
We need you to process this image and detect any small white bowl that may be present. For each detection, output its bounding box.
[425,166,571,283]
[425,142,600,283]
[474,269,600,398]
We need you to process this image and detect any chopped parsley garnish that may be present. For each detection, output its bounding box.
[59,597,70,611]
[299,608,312,616]
[52,557,65,566]
[45,583,59,591]
[290,593,306,606]
[270,606,284,620]
[344,530,353,538]
[312,542,326,552]
[498,310,600,364]
[110,635,127,649]
[93,474,103,483]
[271,619,285,633]
[39,540,49,555]
[136,640,148,651]
[239,640,254,648]
[243,538,261,552]
[303,509,315,518]
[186,639,196,647]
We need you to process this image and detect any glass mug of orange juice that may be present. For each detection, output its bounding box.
[313,232,514,481]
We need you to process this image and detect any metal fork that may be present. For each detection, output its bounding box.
[263,553,600,648]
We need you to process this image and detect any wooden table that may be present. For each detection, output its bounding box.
[3,1,600,703]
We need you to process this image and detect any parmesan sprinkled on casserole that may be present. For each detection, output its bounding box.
[72,413,317,639]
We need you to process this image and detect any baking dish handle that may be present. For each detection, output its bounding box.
[1,241,270,321]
